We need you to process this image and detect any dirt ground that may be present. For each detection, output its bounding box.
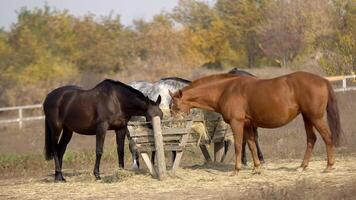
[0,155,356,200]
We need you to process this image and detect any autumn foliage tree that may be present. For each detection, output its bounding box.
[0,1,355,105]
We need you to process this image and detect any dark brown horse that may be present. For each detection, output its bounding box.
[43,79,163,181]
[169,71,342,175]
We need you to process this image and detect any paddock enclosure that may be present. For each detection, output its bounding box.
[1,74,356,199]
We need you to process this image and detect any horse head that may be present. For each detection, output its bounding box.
[145,95,163,121]
[168,90,191,117]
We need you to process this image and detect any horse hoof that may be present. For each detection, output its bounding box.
[54,177,66,182]
[230,170,239,176]
[54,172,66,182]
[131,164,139,170]
[296,166,307,172]
[323,166,334,173]
[95,175,101,180]
[252,168,261,175]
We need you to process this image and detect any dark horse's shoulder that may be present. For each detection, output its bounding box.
[96,79,147,100]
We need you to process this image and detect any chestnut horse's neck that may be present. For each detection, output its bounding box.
[180,74,242,112]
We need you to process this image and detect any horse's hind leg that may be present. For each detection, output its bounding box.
[299,115,317,170]
[312,118,335,171]
[48,121,64,181]
[58,127,73,170]
[93,123,108,180]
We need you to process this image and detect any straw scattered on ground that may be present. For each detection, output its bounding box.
[1,154,355,200]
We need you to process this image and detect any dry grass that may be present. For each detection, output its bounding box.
[0,156,356,200]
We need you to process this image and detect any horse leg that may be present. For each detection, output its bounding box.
[214,141,225,162]
[172,151,177,164]
[49,123,64,182]
[115,128,126,169]
[58,127,73,178]
[299,116,317,171]
[151,151,156,165]
[241,136,247,166]
[230,119,244,176]
[253,127,264,163]
[245,126,261,173]
[312,118,335,171]
[128,140,140,169]
[93,123,108,180]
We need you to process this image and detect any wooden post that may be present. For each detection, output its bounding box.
[152,116,167,180]
[199,145,212,163]
[214,141,225,162]
[18,108,23,129]
[342,78,347,91]
[141,153,156,176]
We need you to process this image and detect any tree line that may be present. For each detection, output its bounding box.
[0,0,355,105]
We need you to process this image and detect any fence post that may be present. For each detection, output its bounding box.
[19,108,23,128]
[342,77,347,91]
[152,116,167,180]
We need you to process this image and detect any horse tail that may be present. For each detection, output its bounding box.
[44,118,54,160]
[326,82,343,147]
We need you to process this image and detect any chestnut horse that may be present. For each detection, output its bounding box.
[169,71,342,175]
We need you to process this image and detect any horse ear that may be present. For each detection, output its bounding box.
[155,95,161,105]
[168,90,174,98]
[177,90,183,98]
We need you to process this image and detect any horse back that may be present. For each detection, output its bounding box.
[225,71,329,127]
[43,85,82,116]
[44,85,101,134]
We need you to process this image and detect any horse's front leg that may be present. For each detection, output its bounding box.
[94,123,108,180]
[230,119,244,176]
[115,127,127,169]
[128,139,140,169]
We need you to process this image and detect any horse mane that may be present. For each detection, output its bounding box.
[187,74,239,89]
[97,79,148,101]
[160,77,192,84]
[228,68,256,77]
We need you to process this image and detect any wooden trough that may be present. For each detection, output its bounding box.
[127,114,234,180]
[128,116,193,180]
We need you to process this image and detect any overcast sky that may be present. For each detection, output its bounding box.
[0,0,192,30]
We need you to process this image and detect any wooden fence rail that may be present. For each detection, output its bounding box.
[0,104,43,128]
[325,75,356,92]
[0,74,355,128]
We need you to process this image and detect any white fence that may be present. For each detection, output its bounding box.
[0,75,355,128]
[325,75,356,92]
[0,104,43,128]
